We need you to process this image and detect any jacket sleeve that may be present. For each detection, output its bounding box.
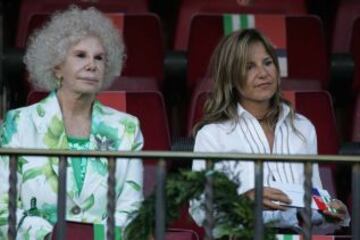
[112,120,144,231]
[0,111,53,240]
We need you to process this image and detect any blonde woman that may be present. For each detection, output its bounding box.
[190,29,349,233]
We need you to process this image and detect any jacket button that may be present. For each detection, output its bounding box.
[71,206,81,215]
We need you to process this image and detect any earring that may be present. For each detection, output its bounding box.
[56,76,63,88]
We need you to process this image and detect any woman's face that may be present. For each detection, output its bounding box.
[237,41,278,108]
[54,36,106,95]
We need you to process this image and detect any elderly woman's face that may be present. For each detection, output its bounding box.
[54,36,106,95]
[237,41,278,107]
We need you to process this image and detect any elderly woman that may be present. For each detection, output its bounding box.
[0,6,143,239]
[190,29,349,233]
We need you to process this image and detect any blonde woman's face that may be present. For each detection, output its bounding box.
[237,41,278,108]
[54,36,106,95]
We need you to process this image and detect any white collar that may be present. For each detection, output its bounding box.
[236,102,291,124]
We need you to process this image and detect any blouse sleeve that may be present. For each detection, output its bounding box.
[190,127,220,226]
[307,123,323,190]
[192,127,219,171]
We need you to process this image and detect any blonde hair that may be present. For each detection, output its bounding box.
[193,29,296,135]
[24,5,124,91]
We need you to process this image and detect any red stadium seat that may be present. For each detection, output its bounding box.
[351,94,360,142]
[187,14,328,97]
[51,222,199,239]
[332,0,360,53]
[350,17,360,94]
[174,0,307,50]
[16,0,148,47]
[27,90,171,196]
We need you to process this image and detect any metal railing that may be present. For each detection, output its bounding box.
[0,148,359,240]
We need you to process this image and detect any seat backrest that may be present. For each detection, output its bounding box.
[293,91,339,155]
[332,0,360,53]
[350,17,360,93]
[351,93,360,142]
[174,0,306,50]
[51,222,200,239]
[187,14,328,95]
[27,90,171,196]
[16,0,148,48]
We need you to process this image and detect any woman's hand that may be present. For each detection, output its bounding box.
[244,187,292,211]
[322,199,349,223]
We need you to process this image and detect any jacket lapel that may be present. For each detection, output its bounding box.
[78,101,111,203]
[31,92,83,204]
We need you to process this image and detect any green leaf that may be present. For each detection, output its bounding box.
[131,142,142,151]
[23,168,43,182]
[1,110,20,145]
[93,122,120,150]
[17,157,28,173]
[126,180,141,192]
[90,159,107,176]
[40,203,57,224]
[82,194,95,211]
[120,118,137,135]
[0,217,7,226]
[43,116,67,149]
[93,102,113,115]
[36,105,45,117]
[47,175,58,193]
[118,210,131,214]
[23,229,31,240]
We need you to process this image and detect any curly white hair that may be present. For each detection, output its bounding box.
[24,5,124,90]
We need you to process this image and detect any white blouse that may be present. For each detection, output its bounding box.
[190,103,339,232]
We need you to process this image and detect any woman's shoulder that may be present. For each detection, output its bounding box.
[197,119,235,138]
[292,112,316,133]
[3,102,41,121]
[94,103,140,125]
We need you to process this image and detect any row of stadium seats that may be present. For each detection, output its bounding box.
[11,4,360,96]
[14,0,360,53]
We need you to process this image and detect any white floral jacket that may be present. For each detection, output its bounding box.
[0,92,144,239]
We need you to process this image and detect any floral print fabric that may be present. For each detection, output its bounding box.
[0,92,144,239]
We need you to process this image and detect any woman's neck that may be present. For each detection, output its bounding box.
[56,89,95,137]
[57,89,94,118]
[240,100,270,120]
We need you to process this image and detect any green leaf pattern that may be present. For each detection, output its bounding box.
[36,105,45,117]
[40,203,57,225]
[126,180,141,192]
[0,110,20,145]
[43,115,67,149]
[82,194,95,211]
[120,118,137,137]
[93,121,121,151]
[89,158,108,176]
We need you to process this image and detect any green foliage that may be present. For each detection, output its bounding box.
[124,169,276,240]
